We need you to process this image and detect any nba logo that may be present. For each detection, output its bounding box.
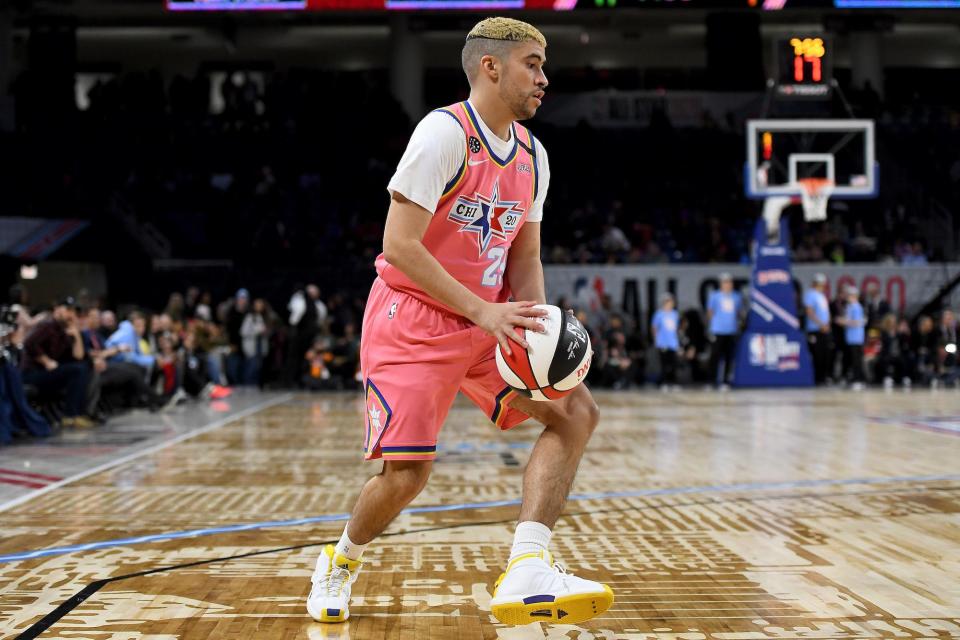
[388,302,398,319]
[749,334,766,366]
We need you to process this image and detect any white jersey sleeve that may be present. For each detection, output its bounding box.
[387,111,466,214]
[526,137,550,223]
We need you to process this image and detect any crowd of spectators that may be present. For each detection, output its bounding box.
[3,268,957,443]
[0,281,362,441]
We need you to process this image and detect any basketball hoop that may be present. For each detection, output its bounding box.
[797,177,834,222]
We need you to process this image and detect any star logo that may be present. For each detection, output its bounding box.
[447,182,524,255]
[368,405,383,433]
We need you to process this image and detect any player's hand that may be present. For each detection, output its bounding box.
[472,301,548,357]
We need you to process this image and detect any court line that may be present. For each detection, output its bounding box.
[0,393,293,514]
[2,471,958,564]
[11,487,959,640]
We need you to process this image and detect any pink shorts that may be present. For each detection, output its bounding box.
[359,278,531,461]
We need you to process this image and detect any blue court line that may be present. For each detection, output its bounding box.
[2,472,958,564]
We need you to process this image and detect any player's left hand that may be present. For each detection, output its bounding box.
[471,300,547,357]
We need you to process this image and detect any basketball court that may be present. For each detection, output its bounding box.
[2,389,959,639]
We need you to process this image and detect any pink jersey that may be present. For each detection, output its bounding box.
[376,101,539,315]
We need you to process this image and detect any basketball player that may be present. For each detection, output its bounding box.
[306,17,613,626]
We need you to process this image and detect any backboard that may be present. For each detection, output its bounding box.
[744,119,878,200]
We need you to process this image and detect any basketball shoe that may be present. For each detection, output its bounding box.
[307,544,362,623]
[490,550,614,625]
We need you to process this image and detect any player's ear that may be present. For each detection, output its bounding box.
[480,55,499,80]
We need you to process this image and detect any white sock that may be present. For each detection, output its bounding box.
[335,525,368,561]
[510,521,552,561]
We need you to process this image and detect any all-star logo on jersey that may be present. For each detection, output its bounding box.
[447,181,524,255]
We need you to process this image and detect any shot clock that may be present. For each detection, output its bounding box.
[776,36,832,98]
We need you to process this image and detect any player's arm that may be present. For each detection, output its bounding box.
[504,221,545,305]
[382,193,544,356]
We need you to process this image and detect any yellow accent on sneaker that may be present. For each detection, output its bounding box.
[491,550,614,626]
[494,550,552,593]
[308,545,362,623]
[491,583,615,626]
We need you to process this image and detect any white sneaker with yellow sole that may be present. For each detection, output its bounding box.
[307,545,362,623]
[490,550,614,626]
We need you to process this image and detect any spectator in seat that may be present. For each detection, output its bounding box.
[328,322,361,388]
[225,288,251,384]
[875,313,911,388]
[181,327,214,397]
[106,311,156,373]
[81,306,161,411]
[99,310,117,342]
[862,282,890,330]
[21,297,93,428]
[240,298,271,386]
[302,334,333,390]
[913,315,938,386]
[599,322,634,390]
[937,309,958,387]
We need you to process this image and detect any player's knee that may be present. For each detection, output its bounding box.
[571,395,600,437]
[383,460,432,498]
[552,392,599,439]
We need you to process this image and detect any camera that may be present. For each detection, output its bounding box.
[0,305,18,330]
[0,305,20,365]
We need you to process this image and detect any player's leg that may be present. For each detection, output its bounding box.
[460,355,612,626]
[345,460,433,544]
[509,384,598,527]
[490,385,612,625]
[307,460,433,623]
[307,279,468,623]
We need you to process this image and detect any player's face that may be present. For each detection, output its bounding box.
[501,41,547,121]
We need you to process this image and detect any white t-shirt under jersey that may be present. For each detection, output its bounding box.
[387,101,550,223]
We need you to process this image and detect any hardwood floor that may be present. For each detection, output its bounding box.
[1,389,959,639]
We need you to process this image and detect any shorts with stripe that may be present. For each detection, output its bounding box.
[360,277,531,461]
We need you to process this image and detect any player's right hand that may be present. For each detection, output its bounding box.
[472,301,547,357]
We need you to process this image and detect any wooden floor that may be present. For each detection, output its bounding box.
[2,389,960,639]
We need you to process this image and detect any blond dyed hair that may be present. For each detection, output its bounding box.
[461,17,547,85]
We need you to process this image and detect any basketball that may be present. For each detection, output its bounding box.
[495,305,592,402]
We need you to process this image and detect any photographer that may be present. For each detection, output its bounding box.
[21,297,94,429]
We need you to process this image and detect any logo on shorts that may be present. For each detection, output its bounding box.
[364,379,393,455]
[447,181,524,255]
[368,405,384,433]
[388,302,398,319]
[468,136,482,154]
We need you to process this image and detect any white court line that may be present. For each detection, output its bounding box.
[0,393,293,513]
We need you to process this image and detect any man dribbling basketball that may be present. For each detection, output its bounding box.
[306,17,613,626]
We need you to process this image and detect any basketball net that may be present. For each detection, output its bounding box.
[798,177,833,223]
